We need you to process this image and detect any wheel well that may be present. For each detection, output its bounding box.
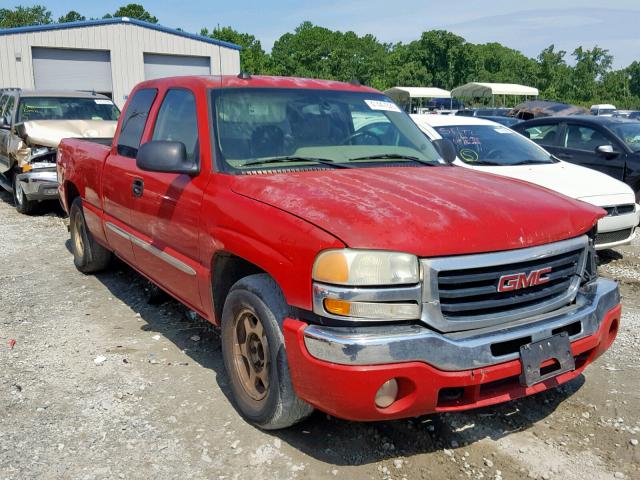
[65,181,80,209]
[211,253,266,323]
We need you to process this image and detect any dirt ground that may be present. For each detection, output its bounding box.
[1,192,638,480]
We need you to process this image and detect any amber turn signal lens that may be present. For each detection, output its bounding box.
[22,164,33,172]
[323,298,351,316]
[313,251,349,284]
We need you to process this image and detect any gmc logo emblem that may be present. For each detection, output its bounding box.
[497,267,552,292]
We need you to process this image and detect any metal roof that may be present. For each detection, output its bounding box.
[0,17,242,51]
[384,87,451,101]
[451,83,539,98]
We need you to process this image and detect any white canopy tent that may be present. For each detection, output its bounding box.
[450,82,538,107]
[384,86,452,113]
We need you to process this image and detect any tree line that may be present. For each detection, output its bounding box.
[3,4,640,109]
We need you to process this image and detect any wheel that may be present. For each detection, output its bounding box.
[221,274,313,429]
[69,197,112,273]
[13,174,37,215]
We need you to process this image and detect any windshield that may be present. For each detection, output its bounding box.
[434,124,554,165]
[211,88,441,171]
[611,123,640,152]
[17,97,120,123]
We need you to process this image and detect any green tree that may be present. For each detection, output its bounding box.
[269,22,389,87]
[58,11,86,23]
[570,46,613,101]
[201,26,269,74]
[105,4,158,23]
[0,5,51,28]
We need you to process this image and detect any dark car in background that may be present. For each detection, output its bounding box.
[456,108,511,117]
[426,97,464,111]
[478,115,521,127]
[513,116,640,201]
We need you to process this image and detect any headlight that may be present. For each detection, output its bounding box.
[312,249,419,286]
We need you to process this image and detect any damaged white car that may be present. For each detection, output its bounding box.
[0,89,119,214]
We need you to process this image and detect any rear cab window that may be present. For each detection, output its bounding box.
[117,88,157,158]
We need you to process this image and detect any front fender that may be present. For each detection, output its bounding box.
[201,186,344,313]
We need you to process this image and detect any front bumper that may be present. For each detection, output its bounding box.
[283,278,620,421]
[16,169,59,201]
[594,203,639,250]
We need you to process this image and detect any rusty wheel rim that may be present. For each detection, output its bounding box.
[232,308,270,401]
[72,213,85,256]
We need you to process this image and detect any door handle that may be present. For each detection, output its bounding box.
[132,178,144,198]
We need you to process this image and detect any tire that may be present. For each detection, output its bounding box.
[13,174,37,215]
[221,273,313,429]
[69,198,112,273]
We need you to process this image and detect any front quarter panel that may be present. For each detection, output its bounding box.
[201,175,344,317]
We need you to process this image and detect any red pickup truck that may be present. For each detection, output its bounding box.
[57,75,621,429]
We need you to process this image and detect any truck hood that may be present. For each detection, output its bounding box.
[455,159,635,205]
[230,166,604,257]
[16,120,117,148]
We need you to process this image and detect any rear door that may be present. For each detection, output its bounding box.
[560,123,626,180]
[127,87,206,311]
[102,88,158,263]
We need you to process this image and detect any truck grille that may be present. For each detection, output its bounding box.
[421,236,589,332]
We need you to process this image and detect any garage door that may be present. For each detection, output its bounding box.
[32,48,113,95]
[144,53,211,80]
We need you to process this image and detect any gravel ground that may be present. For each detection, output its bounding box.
[1,192,639,480]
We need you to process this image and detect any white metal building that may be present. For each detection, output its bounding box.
[0,17,241,108]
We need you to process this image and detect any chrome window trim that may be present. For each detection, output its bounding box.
[420,235,589,332]
[105,222,196,276]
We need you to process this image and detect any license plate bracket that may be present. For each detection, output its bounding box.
[519,332,575,387]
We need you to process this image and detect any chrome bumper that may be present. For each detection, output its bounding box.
[17,169,59,200]
[303,278,619,371]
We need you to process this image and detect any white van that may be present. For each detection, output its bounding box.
[590,104,617,116]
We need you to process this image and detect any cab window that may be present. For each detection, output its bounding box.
[117,88,157,158]
[152,89,199,162]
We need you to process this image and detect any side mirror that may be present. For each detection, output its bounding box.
[0,117,8,129]
[432,138,458,164]
[595,144,618,159]
[136,141,199,175]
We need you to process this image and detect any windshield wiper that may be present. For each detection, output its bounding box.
[349,153,439,166]
[507,159,554,166]
[243,156,352,169]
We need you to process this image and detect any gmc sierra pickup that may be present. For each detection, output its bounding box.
[58,75,621,430]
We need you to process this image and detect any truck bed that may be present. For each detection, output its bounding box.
[58,137,113,213]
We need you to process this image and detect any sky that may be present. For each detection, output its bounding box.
[11,0,640,68]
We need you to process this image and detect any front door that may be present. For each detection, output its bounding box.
[127,88,206,311]
[559,123,626,181]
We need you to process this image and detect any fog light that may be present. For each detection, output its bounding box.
[375,379,398,408]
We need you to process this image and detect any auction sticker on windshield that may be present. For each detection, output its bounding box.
[364,99,401,112]
[94,99,113,105]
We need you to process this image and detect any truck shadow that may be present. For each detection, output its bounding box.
[0,189,66,216]
[92,258,585,467]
